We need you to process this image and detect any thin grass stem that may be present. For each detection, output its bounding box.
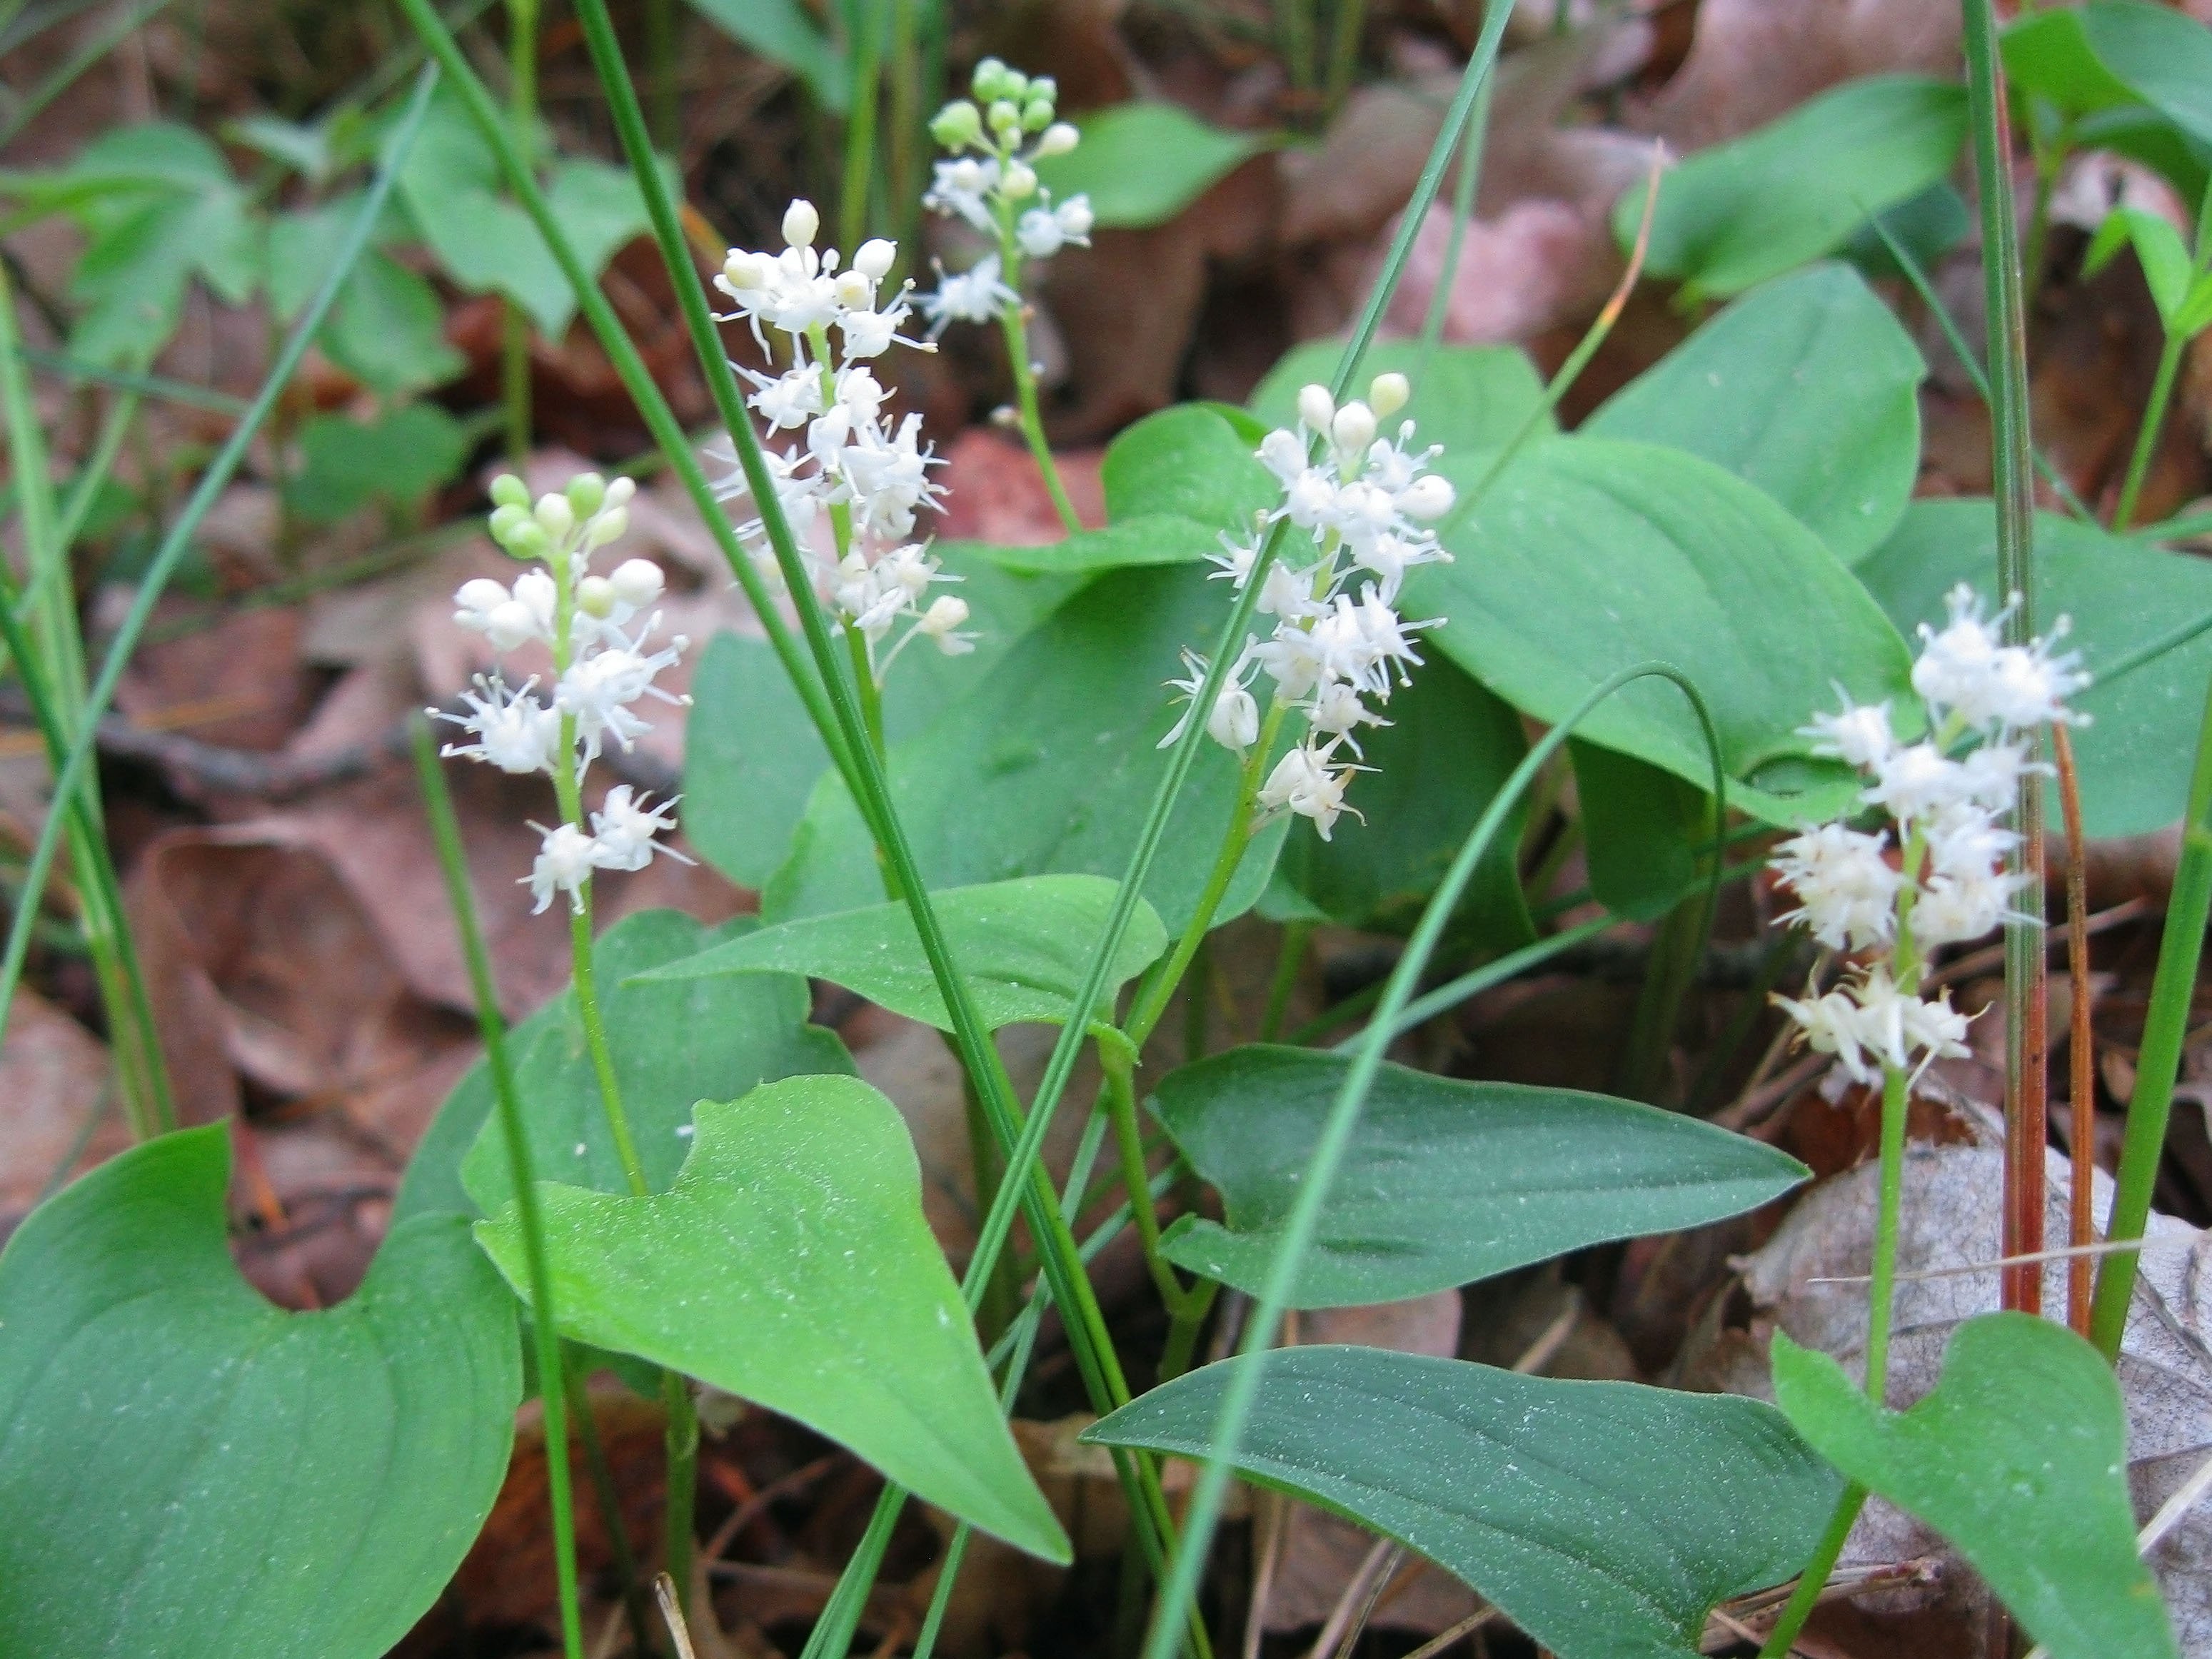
[2111,331,2184,530]
[2053,725,2096,1336]
[839,0,886,253]
[0,64,441,1078]
[501,0,540,459]
[411,717,584,1659]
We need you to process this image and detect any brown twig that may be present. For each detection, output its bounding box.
[2054,725,2097,1334]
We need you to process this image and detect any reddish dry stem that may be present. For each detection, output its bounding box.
[2054,725,2096,1334]
[2003,788,2049,1316]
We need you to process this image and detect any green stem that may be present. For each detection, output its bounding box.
[1279,0,1316,99]
[411,719,584,1659]
[885,0,922,275]
[1963,0,2048,1316]
[1321,0,1366,116]
[503,0,540,460]
[992,228,1081,535]
[645,0,678,148]
[1135,664,1723,1659]
[2088,673,2212,1355]
[1126,706,1288,1047]
[1865,1064,1911,1396]
[660,1368,698,1615]
[1753,1483,1869,1659]
[1415,36,1493,368]
[1103,1044,1191,1316]
[567,1351,661,1659]
[0,66,441,1076]
[2112,329,2185,530]
[839,0,885,252]
[1257,921,1311,1043]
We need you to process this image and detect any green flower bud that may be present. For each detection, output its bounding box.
[971,57,1010,100]
[987,99,1021,134]
[565,473,606,518]
[930,99,982,148]
[533,493,577,542]
[1028,76,1057,106]
[488,503,531,545]
[1021,99,1053,132]
[488,473,528,510]
[503,519,551,560]
[576,575,616,618]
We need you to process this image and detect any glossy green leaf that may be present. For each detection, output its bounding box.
[683,0,847,109]
[637,874,1167,1033]
[475,1076,1072,1563]
[1248,338,1551,458]
[1572,740,1709,923]
[1409,437,1916,826]
[1772,1315,2176,1659]
[0,1128,518,1658]
[1085,1346,1841,1659]
[2006,2,2212,145]
[2086,205,2196,328]
[1030,101,1272,228]
[683,551,1074,889]
[1624,76,1969,299]
[1100,403,1278,528]
[323,251,465,392]
[1585,263,1924,561]
[763,564,1292,937]
[398,93,653,336]
[1856,500,2212,837]
[391,909,850,1224]
[285,403,469,522]
[1272,652,1534,942]
[961,514,1222,577]
[1153,1044,1807,1307]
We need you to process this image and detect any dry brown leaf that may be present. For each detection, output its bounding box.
[0,989,127,1237]
[1738,1129,2211,1651]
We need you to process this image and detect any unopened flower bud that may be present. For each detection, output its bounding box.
[853,238,897,278]
[1332,401,1376,455]
[1369,371,1409,418]
[533,493,576,541]
[565,473,607,517]
[972,57,1010,101]
[720,249,768,290]
[1297,383,1335,434]
[586,507,630,548]
[987,99,1022,134]
[577,575,616,617]
[456,578,510,620]
[1035,121,1080,157]
[1002,69,1030,100]
[1397,475,1455,521]
[1021,99,1054,132]
[1002,161,1037,199]
[603,476,636,509]
[930,99,982,148]
[1029,76,1057,104]
[834,269,873,308]
[782,198,820,248]
[919,595,972,652]
[486,598,541,650]
[488,503,531,545]
[609,558,665,608]
[489,473,529,510]
[503,519,551,560]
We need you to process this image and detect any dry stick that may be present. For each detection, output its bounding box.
[1302,1537,1398,1659]
[1398,1609,1496,1659]
[2053,725,2097,1334]
[654,1573,699,1659]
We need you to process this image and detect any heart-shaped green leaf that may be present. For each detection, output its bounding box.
[1856,499,2212,837]
[2004,3,2212,201]
[1409,436,1916,826]
[635,874,1166,1033]
[1154,1045,1808,1306]
[1100,404,1278,528]
[684,550,1075,890]
[1586,263,1924,562]
[1772,1314,2177,1659]
[1622,75,1969,299]
[1084,1346,1841,1659]
[764,564,1292,936]
[1249,339,1552,459]
[474,1075,1072,1564]
[0,1127,518,1658]
[390,909,851,1225]
[1030,101,1275,228]
[960,514,1222,577]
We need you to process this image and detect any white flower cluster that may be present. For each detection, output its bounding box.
[438,472,693,914]
[1771,584,2091,1085]
[919,59,1092,334]
[711,200,974,673]
[1166,374,1456,840]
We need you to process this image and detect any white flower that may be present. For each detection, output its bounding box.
[921,253,1018,333]
[553,622,689,757]
[1256,740,1363,840]
[1863,740,1973,824]
[748,365,827,430]
[454,578,514,637]
[1770,822,1901,952]
[1913,585,2091,732]
[528,822,600,914]
[588,786,691,874]
[435,675,561,776]
[1801,695,1896,771]
[923,156,1001,231]
[1015,194,1093,258]
[607,558,665,611]
[916,594,975,655]
[1161,646,1260,753]
[1774,984,1878,1084]
[1914,866,2024,947]
[1851,966,1971,1074]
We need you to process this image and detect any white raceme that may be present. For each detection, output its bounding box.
[438,472,694,914]
[1770,583,2087,1079]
